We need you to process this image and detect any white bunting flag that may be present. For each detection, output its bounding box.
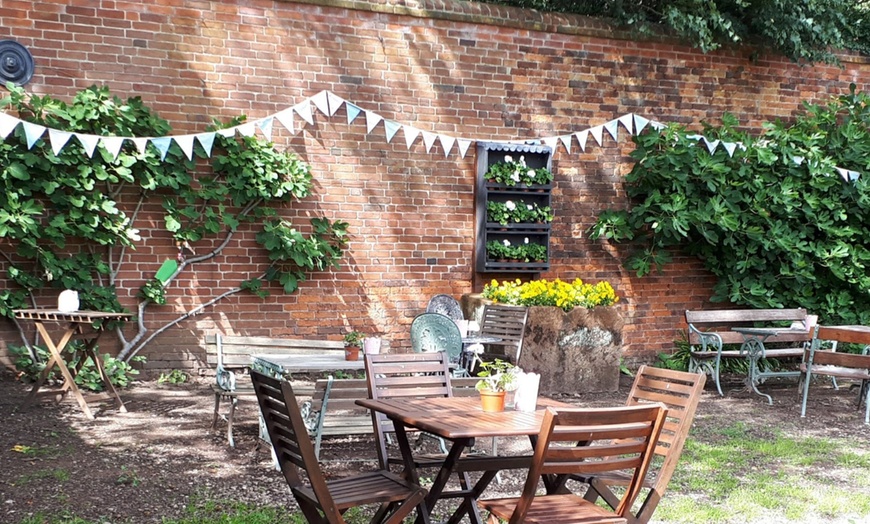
[310,91,329,116]
[703,137,720,154]
[384,120,401,143]
[326,92,345,116]
[76,133,100,158]
[422,131,437,152]
[256,117,274,141]
[575,129,589,152]
[836,167,850,181]
[174,134,196,160]
[345,103,362,124]
[457,138,471,158]
[589,125,604,146]
[404,126,420,149]
[237,122,256,137]
[633,114,650,134]
[0,112,19,139]
[101,136,125,160]
[217,127,236,138]
[275,108,294,134]
[196,133,215,157]
[558,134,572,153]
[722,141,738,157]
[294,99,314,126]
[132,137,149,154]
[792,156,805,165]
[365,111,383,134]
[150,137,172,160]
[618,113,634,135]
[23,121,46,149]
[650,120,667,131]
[604,119,619,142]
[48,129,73,156]
[438,135,455,157]
[542,136,559,150]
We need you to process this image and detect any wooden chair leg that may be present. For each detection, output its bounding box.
[212,392,221,430]
[226,397,237,448]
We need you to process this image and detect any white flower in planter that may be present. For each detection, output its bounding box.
[506,201,516,211]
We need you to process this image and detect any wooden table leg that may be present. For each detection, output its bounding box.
[83,337,127,412]
[32,322,94,419]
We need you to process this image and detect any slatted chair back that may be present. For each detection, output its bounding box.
[801,325,870,425]
[426,294,464,322]
[410,312,463,364]
[479,304,528,364]
[364,352,454,469]
[481,404,667,524]
[249,370,339,522]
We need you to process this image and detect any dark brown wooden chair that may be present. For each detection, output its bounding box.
[250,370,430,524]
[575,365,706,524]
[479,404,668,524]
[478,304,529,364]
[365,352,530,523]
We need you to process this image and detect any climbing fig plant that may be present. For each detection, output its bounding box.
[0,83,348,361]
[591,85,870,325]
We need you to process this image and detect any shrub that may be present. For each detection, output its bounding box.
[482,278,618,311]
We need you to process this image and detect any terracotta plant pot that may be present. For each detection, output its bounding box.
[479,389,506,412]
[344,345,360,361]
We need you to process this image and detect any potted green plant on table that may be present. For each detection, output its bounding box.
[343,330,364,361]
[475,358,519,412]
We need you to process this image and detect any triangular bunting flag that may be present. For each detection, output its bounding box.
[792,156,805,165]
[75,133,100,158]
[346,103,362,124]
[558,134,572,154]
[633,114,650,134]
[457,139,471,158]
[195,132,215,157]
[217,127,236,138]
[618,113,634,135]
[101,136,125,160]
[404,126,420,149]
[150,137,172,161]
[722,141,738,157]
[327,92,345,116]
[604,120,619,142]
[589,125,604,146]
[293,99,314,126]
[384,120,401,143]
[836,167,850,182]
[542,136,559,150]
[422,131,437,152]
[365,111,383,134]
[23,121,46,149]
[650,120,667,131]
[849,170,861,181]
[686,134,703,141]
[575,129,589,152]
[132,137,149,154]
[256,117,274,141]
[0,112,19,139]
[237,122,256,137]
[275,108,294,134]
[174,134,195,160]
[310,91,329,116]
[703,138,720,154]
[48,129,73,156]
[438,135,455,157]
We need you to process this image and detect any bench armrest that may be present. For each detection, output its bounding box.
[215,365,237,392]
[688,324,723,354]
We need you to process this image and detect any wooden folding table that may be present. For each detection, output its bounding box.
[15,309,132,419]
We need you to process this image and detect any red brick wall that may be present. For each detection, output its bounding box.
[1,0,867,371]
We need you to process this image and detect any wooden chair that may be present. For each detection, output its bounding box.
[479,304,529,364]
[250,370,430,524]
[365,352,530,523]
[800,325,870,425]
[479,404,668,524]
[575,365,706,524]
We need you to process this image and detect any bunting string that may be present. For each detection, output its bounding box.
[0,90,861,182]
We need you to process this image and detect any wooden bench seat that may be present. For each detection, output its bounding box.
[685,308,815,402]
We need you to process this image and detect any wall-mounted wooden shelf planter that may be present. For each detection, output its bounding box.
[475,142,553,274]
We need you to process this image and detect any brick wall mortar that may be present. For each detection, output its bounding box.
[0,0,867,373]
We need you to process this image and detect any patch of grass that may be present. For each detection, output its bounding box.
[655,421,870,523]
[14,468,70,486]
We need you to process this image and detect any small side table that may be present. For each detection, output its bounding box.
[15,309,132,419]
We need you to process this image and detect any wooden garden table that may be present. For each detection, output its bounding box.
[356,395,571,524]
[15,309,132,419]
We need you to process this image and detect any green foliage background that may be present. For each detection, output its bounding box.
[591,86,870,325]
